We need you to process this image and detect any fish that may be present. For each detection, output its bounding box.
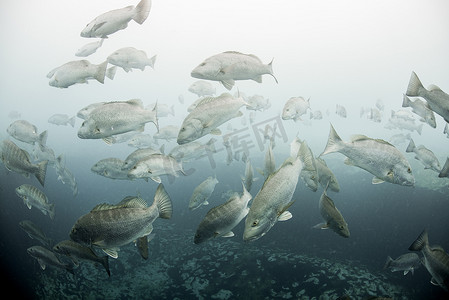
[53,240,110,277]
[55,155,78,196]
[169,138,216,162]
[388,133,412,146]
[153,125,179,142]
[27,246,74,274]
[70,183,172,259]
[409,229,449,290]
[320,124,415,186]
[385,112,423,135]
[177,93,248,144]
[15,184,55,219]
[366,108,382,123]
[406,71,449,123]
[189,176,219,210]
[127,154,186,183]
[7,120,48,146]
[242,159,257,192]
[127,133,153,148]
[191,51,277,90]
[383,253,421,275]
[315,157,340,192]
[107,47,156,72]
[47,60,108,88]
[335,104,347,118]
[313,189,350,238]
[245,94,271,111]
[122,146,163,170]
[81,0,151,38]
[1,140,48,186]
[257,141,276,179]
[91,158,129,180]
[406,139,441,172]
[439,157,449,178]
[188,80,216,97]
[243,150,304,242]
[298,140,319,192]
[402,95,437,128]
[77,99,158,143]
[194,183,252,244]
[310,110,323,120]
[75,39,104,57]
[48,114,76,127]
[146,103,175,118]
[19,220,52,247]
[281,97,310,121]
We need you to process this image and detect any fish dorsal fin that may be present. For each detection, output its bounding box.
[428,84,442,92]
[195,96,216,107]
[117,196,147,208]
[323,193,336,208]
[126,99,144,108]
[92,22,107,32]
[431,245,446,252]
[223,51,244,55]
[91,203,117,211]
[350,134,370,142]
[373,139,395,147]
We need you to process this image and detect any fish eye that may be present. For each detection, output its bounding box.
[339,225,344,229]
[407,168,411,173]
[252,220,259,227]
[200,63,206,66]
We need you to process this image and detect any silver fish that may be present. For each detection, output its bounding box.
[191,51,277,90]
[282,97,310,121]
[321,124,414,186]
[169,138,216,162]
[335,104,347,118]
[127,154,185,183]
[406,71,449,123]
[47,60,108,88]
[81,0,151,38]
[383,253,421,275]
[48,114,76,127]
[315,157,340,192]
[188,80,216,97]
[53,240,110,277]
[189,176,219,210]
[7,120,48,146]
[243,152,304,242]
[177,93,247,144]
[70,184,172,258]
[1,140,48,186]
[313,189,349,238]
[77,99,158,142]
[15,184,54,219]
[122,146,162,170]
[406,139,441,172]
[402,95,436,128]
[242,159,257,192]
[409,229,449,290]
[75,39,104,57]
[19,220,52,247]
[107,47,156,72]
[27,246,74,274]
[298,140,318,192]
[194,183,251,244]
[91,158,129,180]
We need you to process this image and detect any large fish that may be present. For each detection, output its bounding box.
[77,99,158,143]
[7,120,48,146]
[243,151,304,242]
[194,184,252,244]
[320,124,414,186]
[1,140,48,186]
[70,184,172,259]
[27,246,74,274]
[406,139,441,172]
[47,60,108,88]
[409,229,449,291]
[406,71,449,123]
[107,47,156,72]
[91,158,129,180]
[127,154,186,183]
[189,176,219,210]
[315,157,340,192]
[177,93,248,144]
[53,240,110,277]
[383,253,421,275]
[313,189,349,238]
[191,51,277,90]
[81,0,151,38]
[402,95,436,128]
[15,184,55,219]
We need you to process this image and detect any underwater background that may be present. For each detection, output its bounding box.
[1,0,449,299]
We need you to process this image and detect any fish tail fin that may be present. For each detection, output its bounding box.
[402,94,412,108]
[95,61,108,84]
[268,58,278,84]
[148,55,157,69]
[68,116,76,128]
[106,66,117,80]
[406,138,416,153]
[320,124,343,156]
[101,255,111,277]
[38,130,48,147]
[154,183,172,219]
[406,71,424,97]
[133,0,151,25]
[383,256,393,269]
[36,160,48,187]
[408,229,429,251]
[438,157,449,178]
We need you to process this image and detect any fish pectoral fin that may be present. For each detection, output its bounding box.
[221,79,235,90]
[430,277,439,286]
[92,22,107,32]
[151,176,162,183]
[278,211,292,221]
[202,200,209,206]
[372,177,385,184]
[37,259,47,270]
[343,158,356,166]
[252,75,263,83]
[102,137,114,145]
[102,248,119,259]
[26,202,32,209]
[312,222,329,229]
[221,231,235,238]
[403,270,409,275]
